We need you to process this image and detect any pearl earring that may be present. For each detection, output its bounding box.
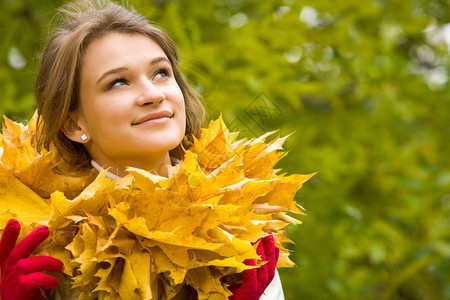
[80,134,88,141]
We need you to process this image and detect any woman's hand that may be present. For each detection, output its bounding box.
[230,233,280,300]
[0,219,63,300]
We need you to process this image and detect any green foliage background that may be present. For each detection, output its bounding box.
[1,0,449,299]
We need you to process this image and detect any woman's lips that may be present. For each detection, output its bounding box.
[133,110,173,125]
[137,116,171,125]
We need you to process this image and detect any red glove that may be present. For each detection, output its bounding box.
[230,233,280,300]
[0,219,63,300]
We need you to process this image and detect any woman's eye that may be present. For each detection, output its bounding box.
[154,68,169,79]
[108,78,128,89]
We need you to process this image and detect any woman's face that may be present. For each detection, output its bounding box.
[71,32,186,172]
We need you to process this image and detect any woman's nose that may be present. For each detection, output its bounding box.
[135,79,165,106]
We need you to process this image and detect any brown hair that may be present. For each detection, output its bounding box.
[35,0,205,169]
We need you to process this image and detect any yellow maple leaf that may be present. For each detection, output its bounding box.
[0,165,50,224]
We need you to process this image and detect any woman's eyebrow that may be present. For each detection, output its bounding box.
[151,56,170,66]
[96,67,128,85]
[96,56,171,86]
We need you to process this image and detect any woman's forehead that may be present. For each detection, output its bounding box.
[81,32,168,78]
[85,32,166,60]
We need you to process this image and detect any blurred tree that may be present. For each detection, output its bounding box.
[0,0,65,121]
[1,0,449,299]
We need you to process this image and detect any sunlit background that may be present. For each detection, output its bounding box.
[1,0,449,299]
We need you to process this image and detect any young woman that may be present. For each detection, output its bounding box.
[0,0,283,299]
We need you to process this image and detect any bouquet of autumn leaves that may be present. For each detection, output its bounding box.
[0,113,314,299]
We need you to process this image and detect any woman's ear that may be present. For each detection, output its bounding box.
[61,111,90,143]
